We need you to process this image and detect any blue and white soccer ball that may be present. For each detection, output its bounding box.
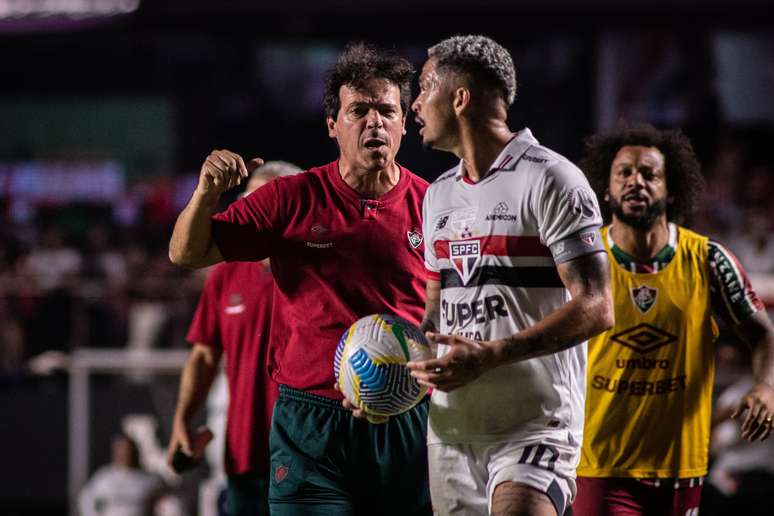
[334,314,433,417]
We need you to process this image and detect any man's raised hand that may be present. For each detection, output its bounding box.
[197,150,264,197]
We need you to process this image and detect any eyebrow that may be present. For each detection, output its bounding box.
[615,160,661,167]
[348,101,399,110]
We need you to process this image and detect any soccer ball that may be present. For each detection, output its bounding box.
[334,314,433,417]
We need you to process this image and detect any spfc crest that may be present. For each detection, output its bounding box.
[407,230,423,249]
[449,239,481,285]
[631,285,657,314]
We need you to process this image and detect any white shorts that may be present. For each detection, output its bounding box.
[428,439,577,516]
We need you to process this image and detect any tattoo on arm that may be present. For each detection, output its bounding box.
[499,251,612,364]
[420,279,442,334]
[420,309,439,333]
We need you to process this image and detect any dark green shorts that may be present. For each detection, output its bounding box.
[224,471,269,516]
[268,385,432,516]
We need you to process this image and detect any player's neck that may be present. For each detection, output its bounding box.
[456,119,513,183]
[610,216,670,261]
[338,159,401,199]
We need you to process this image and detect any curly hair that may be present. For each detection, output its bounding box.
[323,42,414,120]
[579,122,705,224]
[428,34,516,106]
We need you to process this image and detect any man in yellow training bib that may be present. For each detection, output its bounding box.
[573,123,774,516]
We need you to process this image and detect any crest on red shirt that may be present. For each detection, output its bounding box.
[407,230,423,249]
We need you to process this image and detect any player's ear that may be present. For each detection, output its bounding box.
[452,87,470,116]
[603,189,610,202]
[401,114,407,135]
[326,116,337,139]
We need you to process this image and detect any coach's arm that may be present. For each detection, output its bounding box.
[408,251,614,392]
[169,150,262,268]
[166,343,222,467]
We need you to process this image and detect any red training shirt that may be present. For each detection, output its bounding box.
[186,261,278,475]
[211,160,428,399]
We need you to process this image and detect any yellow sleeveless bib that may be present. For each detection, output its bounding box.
[578,225,718,478]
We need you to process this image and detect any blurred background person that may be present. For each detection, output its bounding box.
[78,434,175,516]
[166,161,301,516]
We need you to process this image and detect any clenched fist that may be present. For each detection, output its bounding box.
[197,149,264,198]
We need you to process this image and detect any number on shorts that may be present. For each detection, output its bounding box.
[517,444,560,471]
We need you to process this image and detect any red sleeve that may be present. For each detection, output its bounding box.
[211,179,283,262]
[186,266,222,348]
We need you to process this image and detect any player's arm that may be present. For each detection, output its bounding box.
[497,250,613,362]
[166,343,222,466]
[419,279,441,334]
[731,311,774,441]
[169,150,262,268]
[409,250,613,392]
[707,240,774,441]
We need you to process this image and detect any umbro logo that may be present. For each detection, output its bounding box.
[311,223,328,235]
[307,223,334,248]
[611,323,676,354]
[224,293,245,315]
[486,202,518,221]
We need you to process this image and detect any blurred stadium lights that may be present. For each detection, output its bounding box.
[0,0,139,19]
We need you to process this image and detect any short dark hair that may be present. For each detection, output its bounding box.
[579,122,705,224]
[323,42,414,119]
[428,35,516,106]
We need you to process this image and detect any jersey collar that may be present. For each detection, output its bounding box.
[328,160,411,206]
[607,222,678,273]
[455,127,539,184]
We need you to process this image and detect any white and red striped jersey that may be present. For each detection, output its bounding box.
[423,128,603,446]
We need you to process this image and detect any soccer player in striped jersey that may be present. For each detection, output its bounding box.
[407,35,614,516]
[573,123,774,516]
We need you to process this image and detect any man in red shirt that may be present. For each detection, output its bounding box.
[166,161,302,516]
[169,43,431,515]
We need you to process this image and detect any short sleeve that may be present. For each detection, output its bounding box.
[186,267,222,348]
[708,240,765,326]
[534,161,603,248]
[422,191,441,281]
[211,179,283,262]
